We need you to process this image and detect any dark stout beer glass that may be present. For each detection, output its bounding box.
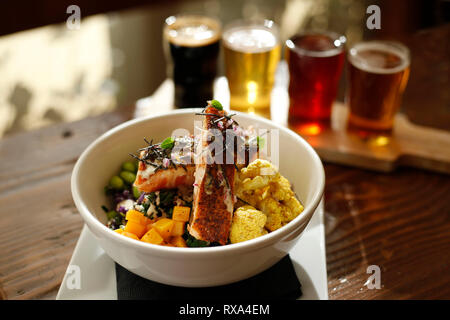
[164,15,221,108]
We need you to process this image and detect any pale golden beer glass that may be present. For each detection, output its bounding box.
[223,19,281,118]
[347,41,410,137]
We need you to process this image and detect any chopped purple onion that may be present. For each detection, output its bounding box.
[117,206,128,214]
[112,189,132,204]
[137,192,146,204]
[113,194,125,204]
[162,158,170,168]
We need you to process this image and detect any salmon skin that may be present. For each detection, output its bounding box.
[188,105,236,245]
[133,136,195,193]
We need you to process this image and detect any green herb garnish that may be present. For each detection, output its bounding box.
[186,236,210,247]
[166,207,174,219]
[159,189,176,207]
[161,137,175,149]
[257,136,266,149]
[182,230,210,247]
[106,210,119,220]
[210,99,223,111]
[141,193,155,214]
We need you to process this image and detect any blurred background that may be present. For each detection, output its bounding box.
[0,0,448,137]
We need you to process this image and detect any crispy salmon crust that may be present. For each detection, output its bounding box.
[188,106,236,245]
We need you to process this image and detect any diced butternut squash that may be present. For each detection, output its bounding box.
[145,223,154,233]
[124,220,146,238]
[153,218,174,241]
[171,221,185,237]
[122,231,139,240]
[170,236,187,247]
[126,209,149,225]
[114,228,123,234]
[141,228,164,245]
[172,206,190,222]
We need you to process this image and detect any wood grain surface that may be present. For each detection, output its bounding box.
[0,112,127,300]
[324,164,450,299]
[0,107,449,300]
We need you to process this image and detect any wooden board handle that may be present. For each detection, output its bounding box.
[395,114,450,173]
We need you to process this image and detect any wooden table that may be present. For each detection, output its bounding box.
[1,95,449,300]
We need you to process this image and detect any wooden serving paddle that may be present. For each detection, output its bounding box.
[295,103,450,174]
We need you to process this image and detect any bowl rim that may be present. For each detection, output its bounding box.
[71,108,325,258]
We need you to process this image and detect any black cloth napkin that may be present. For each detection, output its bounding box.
[115,254,302,300]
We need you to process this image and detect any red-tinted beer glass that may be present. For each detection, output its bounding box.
[286,31,346,134]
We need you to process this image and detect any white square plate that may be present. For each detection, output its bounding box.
[56,199,328,300]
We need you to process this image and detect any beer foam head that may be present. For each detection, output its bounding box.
[165,15,221,47]
[286,32,346,57]
[223,25,279,53]
[348,41,410,74]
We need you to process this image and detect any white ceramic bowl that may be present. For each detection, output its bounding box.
[71,109,325,287]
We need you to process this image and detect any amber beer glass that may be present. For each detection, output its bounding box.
[347,41,410,136]
[164,15,221,108]
[286,31,346,133]
[223,20,281,118]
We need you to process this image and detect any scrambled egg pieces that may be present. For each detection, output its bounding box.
[229,205,267,243]
[234,159,304,232]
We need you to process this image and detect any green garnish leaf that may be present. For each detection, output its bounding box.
[166,207,174,219]
[183,230,210,247]
[186,236,210,247]
[159,189,176,207]
[210,99,223,111]
[106,210,119,220]
[257,136,266,149]
[161,137,175,149]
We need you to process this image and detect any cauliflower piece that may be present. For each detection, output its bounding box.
[235,159,304,232]
[230,205,267,244]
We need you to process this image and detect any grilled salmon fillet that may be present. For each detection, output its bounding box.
[188,105,236,245]
[134,161,195,193]
[134,137,195,193]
